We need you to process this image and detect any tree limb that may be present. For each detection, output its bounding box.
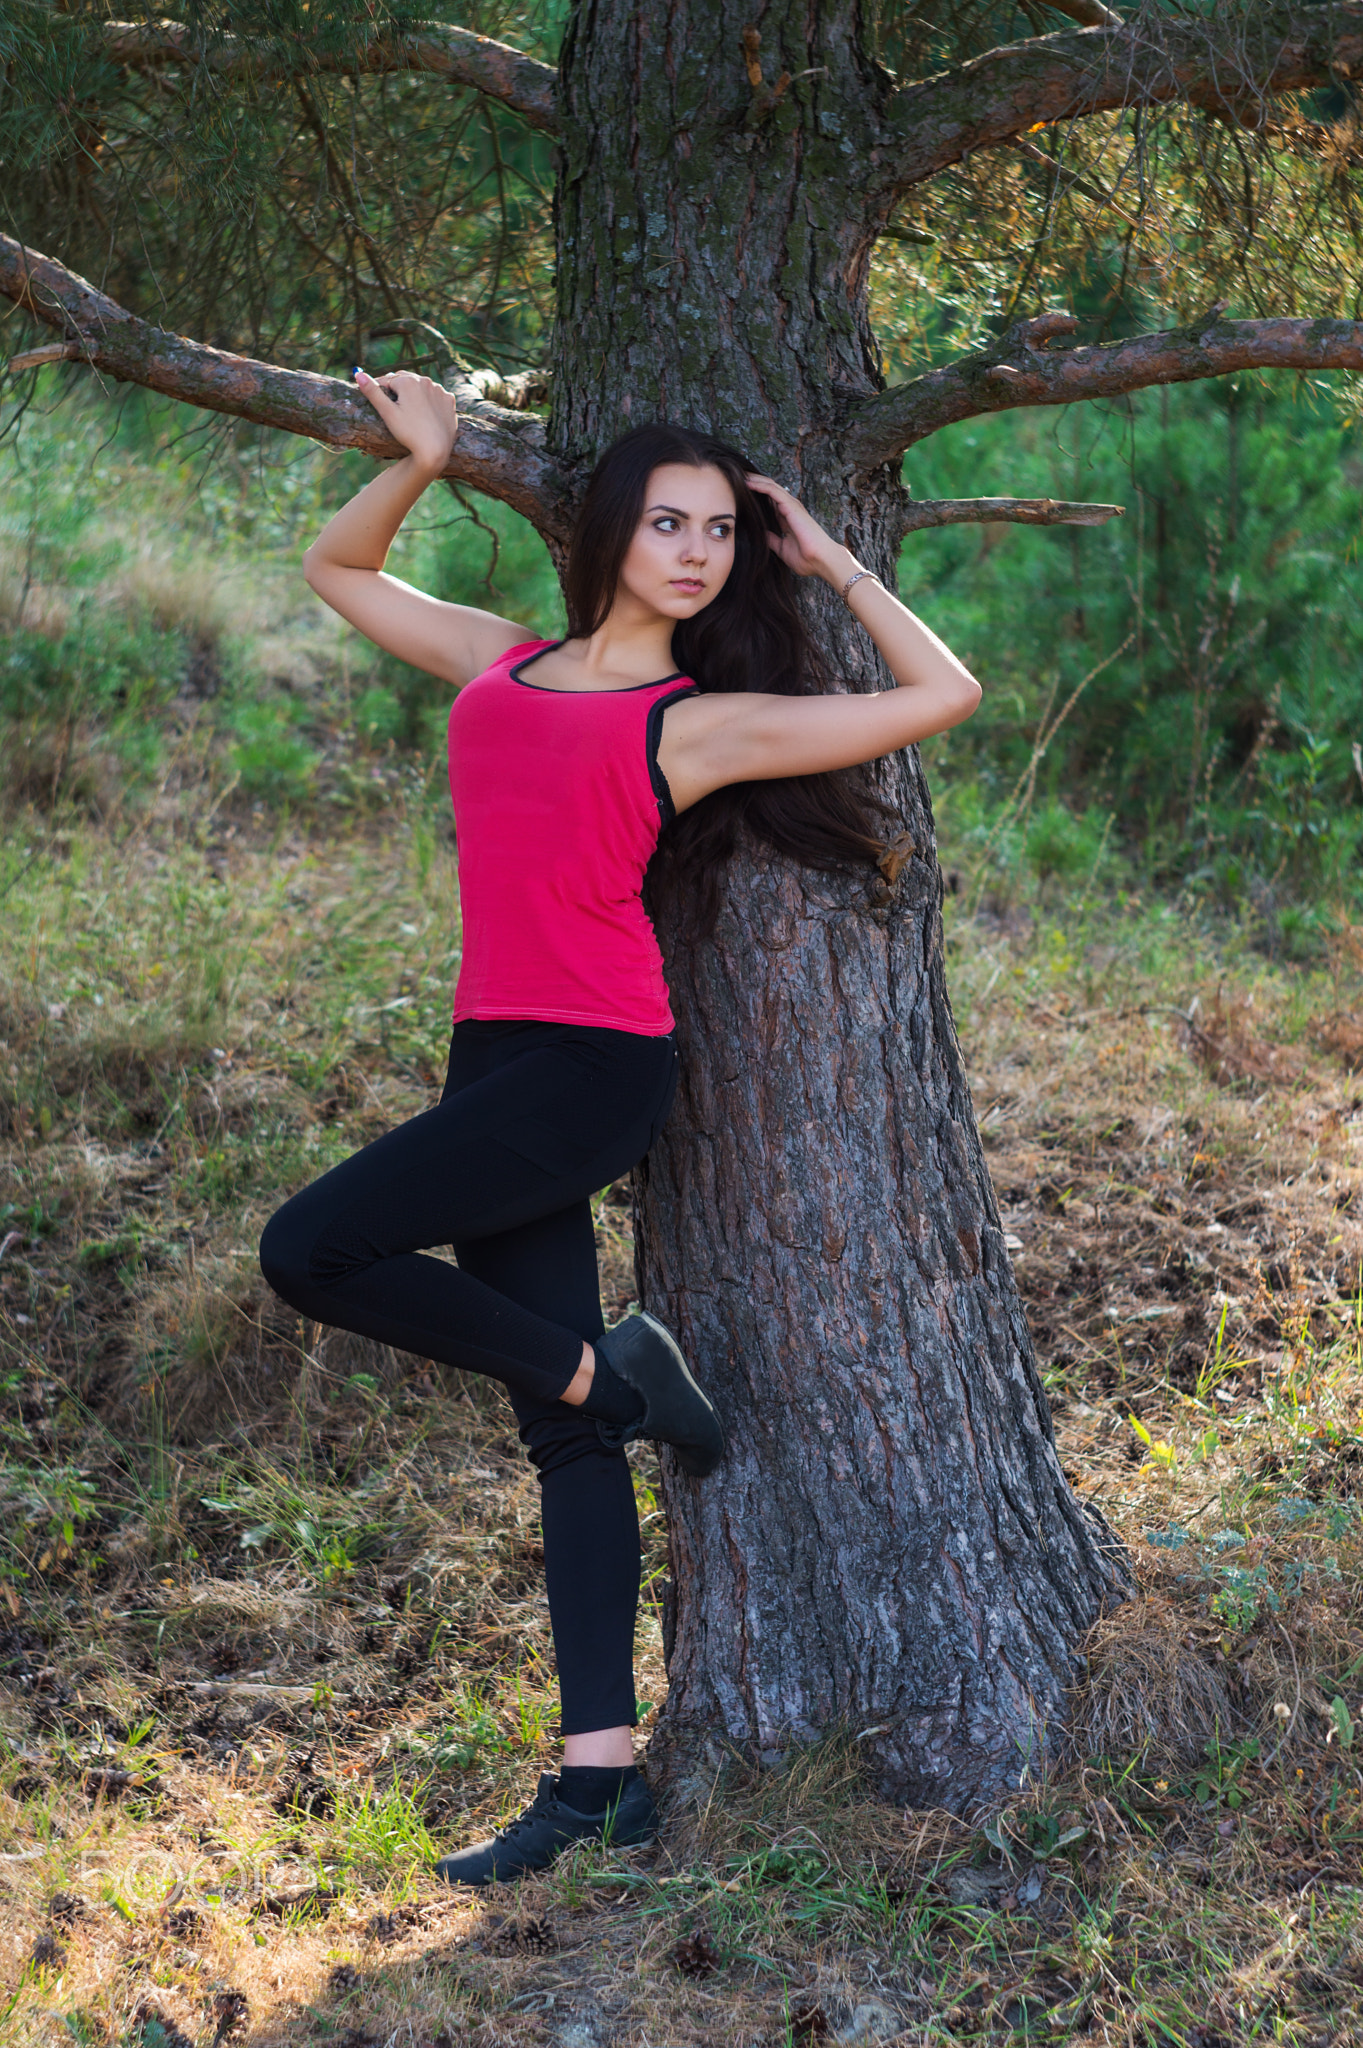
[903,496,1123,531]
[102,16,558,132]
[849,311,1363,468]
[1040,1,1122,26]
[0,235,573,544]
[881,4,1363,197]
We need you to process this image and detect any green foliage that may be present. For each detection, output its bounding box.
[1,0,561,372]
[1329,1695,1357,1751]
[982,1803,1089,1868]
[1186,1735,1260,1811]
[224,700,320,804]
[7,0,1362,404]
[908,379,1363,915]
[419,1700,506,1772]
[0,1459,99,1560]
[1022,800,1111,889]
[0,613,184,725]
[199,1465,392,1583]
[351,684,406,746]
[195,1131,349,1208]
[0,420,210,798]
[0,1197,63,1241]
[327,1777,440,1872]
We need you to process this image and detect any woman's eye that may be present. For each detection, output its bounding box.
[654,517,679,532]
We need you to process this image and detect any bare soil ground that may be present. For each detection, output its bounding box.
[3,816,1363,2047]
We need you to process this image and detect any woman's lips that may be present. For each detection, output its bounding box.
[671,579,704,592]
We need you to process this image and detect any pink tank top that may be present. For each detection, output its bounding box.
[446,639,698,1034]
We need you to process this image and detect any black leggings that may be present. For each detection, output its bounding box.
[259,1018,679,1734]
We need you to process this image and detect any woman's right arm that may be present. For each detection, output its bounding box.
[302,369,533,687]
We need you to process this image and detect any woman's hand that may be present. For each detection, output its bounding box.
[354,366,459,475]
[745,473,852,584]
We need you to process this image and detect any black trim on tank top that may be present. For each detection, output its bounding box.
[511,640,685,694]
[646,685,701,826]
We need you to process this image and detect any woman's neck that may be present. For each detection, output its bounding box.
[563,601,677,688]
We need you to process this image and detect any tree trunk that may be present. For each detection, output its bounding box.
[637,845,1132,1811]
[551,0,1129,1814]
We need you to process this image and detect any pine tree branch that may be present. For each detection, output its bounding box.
[848,311,1363,469]
[902,495,1122,531]
[881,4,1363,197]
[1039,1,1122,25]
[101,17,558,132]
[0,234,573,544]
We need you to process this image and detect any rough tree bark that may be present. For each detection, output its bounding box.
[9,0,1363,1812]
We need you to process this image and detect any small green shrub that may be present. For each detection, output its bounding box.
[1024,801,1111,886]
[352,684,406,745]
[0,611,187,722]
[1274,901,1334,963]
[224,701,319,802]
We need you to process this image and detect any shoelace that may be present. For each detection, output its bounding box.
[497,1807,544,1841]
[496,1790,563,1841]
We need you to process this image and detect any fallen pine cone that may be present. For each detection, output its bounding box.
[490,1913,554,1954]
[211,1988,249,2041]
[672,1927,721,1979]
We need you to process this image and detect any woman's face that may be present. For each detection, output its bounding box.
[615,463,738,622]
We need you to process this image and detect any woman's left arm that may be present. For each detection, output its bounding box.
[662,477,982,809]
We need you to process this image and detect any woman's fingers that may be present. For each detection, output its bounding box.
[747,472,811,532]
[746,474,793,519]
[352,367,458,466]
[744,472,844,580]
[354,366,402,406]
[747,474,804,552]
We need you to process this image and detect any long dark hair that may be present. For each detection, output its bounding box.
[564,423,892,933]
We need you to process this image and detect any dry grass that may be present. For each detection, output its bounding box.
[2,806,1363,2046]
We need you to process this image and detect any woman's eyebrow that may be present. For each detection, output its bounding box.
[646,503,735,519]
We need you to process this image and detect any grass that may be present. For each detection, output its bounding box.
[2,379,1363,2046]
[4,792,1362,2046]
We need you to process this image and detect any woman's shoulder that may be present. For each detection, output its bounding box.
[462,633,557,687]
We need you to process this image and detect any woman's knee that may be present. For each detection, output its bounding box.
[258,1195,318,1308]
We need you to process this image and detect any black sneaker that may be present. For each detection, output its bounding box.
[433,1771,658,1888]
[593,1313,726,1477]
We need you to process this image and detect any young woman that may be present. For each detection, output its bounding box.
[259,370,981,1887]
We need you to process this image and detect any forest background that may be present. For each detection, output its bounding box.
[8,337,1363,937]
[3,1,1363,2041]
